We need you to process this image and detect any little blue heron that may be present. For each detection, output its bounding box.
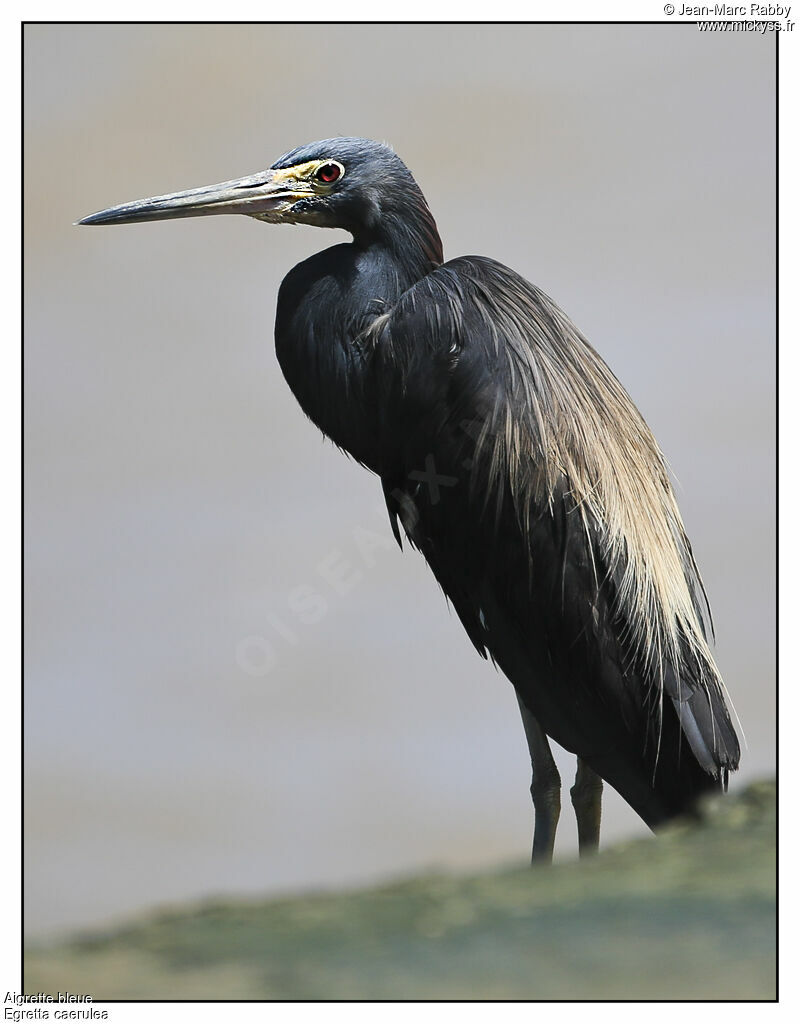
[80,137,740,861]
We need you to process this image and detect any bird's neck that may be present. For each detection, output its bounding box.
[353,200,444,286]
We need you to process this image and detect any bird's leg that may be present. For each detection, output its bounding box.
[570,758,603,857]
[516,695,561,864]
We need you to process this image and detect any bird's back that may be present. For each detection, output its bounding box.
[373,255,739,826]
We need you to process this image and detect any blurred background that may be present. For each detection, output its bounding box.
[24,24,775,940]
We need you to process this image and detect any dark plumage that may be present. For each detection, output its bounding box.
[80,137,740,859]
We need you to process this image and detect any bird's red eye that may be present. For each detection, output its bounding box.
[316,162,342,184]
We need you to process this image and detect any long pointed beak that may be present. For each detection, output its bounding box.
[78,169,306,226]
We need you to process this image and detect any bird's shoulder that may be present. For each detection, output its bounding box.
[417,253,531,293]
[376,254,601,397]
[385,254,547,344]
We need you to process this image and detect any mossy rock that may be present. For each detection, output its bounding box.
[25,779,775,1000]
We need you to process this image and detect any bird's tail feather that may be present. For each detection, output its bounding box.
[667,669,741,780]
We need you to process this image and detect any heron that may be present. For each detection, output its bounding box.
[80,137,740,862]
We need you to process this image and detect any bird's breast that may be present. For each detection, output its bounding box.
[275,321,384,472]
[274,242,418,472]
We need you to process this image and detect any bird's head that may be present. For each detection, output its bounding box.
[79,137,428,241]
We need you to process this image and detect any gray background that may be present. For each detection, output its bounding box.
[24,24,775,939]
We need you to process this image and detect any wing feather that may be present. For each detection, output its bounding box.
[370,255,739,803]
